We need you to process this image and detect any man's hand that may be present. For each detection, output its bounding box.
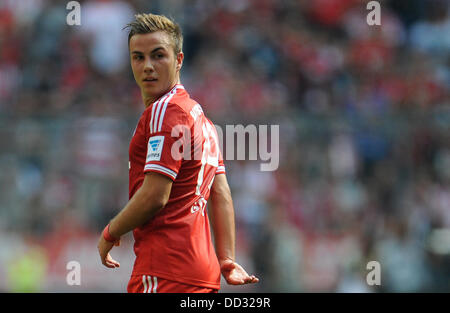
[220,258,259,285]
[98,235,121,268]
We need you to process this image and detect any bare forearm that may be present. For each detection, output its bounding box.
[108,187,163,239]
[209,176,236,262]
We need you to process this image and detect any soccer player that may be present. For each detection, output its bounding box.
[97,13,259,293]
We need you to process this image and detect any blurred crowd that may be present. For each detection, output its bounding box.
[0,0,449,292]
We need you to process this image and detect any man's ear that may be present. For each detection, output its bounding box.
[176,52,184,71]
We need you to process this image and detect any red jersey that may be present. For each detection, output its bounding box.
[128,84,225,289]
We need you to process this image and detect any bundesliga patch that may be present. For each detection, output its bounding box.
[146,136,164,162]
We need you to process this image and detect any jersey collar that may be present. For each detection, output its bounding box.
[152,84,185,105]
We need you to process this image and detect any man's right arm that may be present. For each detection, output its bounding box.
[209,173,259,285]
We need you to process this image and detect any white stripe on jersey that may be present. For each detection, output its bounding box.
[152,95,166,133]
[144,164,177,180]
[156,87,178,132]
[152,276,158,293]
[149,85,181,134]
[149,275,153,293]
[157,93,171,132]
[150,97,161,134]
[142,275,148,293]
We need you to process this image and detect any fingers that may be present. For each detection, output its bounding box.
[222,262,259,285]
[241,273,258,284]
[245,275,259,284]
[234,263,258,284]
[220,259,260,285]
[103,253,120,268]
[104,260,120,268]
[226,274,258,285]
[98,235,121,269]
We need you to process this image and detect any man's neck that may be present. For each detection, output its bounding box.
[142,79,181,108]
[143,93,156,108]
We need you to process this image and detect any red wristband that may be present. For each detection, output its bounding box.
[103,224,118,243]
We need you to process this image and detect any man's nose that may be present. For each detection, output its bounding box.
[144,57,154,72]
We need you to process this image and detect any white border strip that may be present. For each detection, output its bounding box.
[144,164,177,180]
[152,276,158,293]
[157,90,174,132]
[150,84,183,134]
[142,275,148,293]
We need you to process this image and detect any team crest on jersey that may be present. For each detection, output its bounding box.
[147,136,164,162]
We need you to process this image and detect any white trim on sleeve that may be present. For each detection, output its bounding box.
[144,164,178,180]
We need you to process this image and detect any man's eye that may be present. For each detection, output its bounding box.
[134,55,143,60]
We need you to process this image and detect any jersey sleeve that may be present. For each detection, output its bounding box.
[143,102,190,181]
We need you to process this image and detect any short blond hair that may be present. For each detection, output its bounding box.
[125,13,183,54]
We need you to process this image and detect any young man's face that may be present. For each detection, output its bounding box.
[129,31,183,103]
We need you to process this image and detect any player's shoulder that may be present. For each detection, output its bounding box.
[171,85,210,124]
[168,85,200,117]
[144,84,202,132]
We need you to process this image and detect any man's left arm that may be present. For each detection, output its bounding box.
[208,173,259,285]
[97,172,173,268]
